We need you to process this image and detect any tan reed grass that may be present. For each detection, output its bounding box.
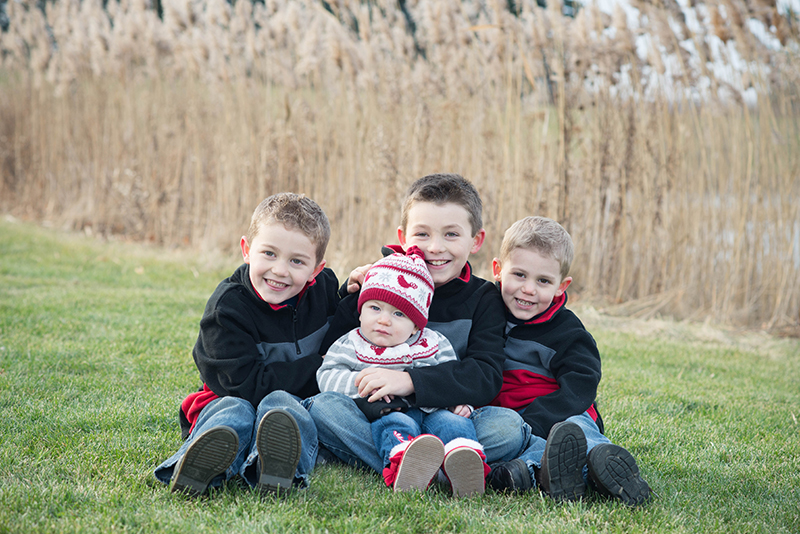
[1,0,798,332]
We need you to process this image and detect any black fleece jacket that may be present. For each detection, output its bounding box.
[492,291,604,439]
[193,263,340,405]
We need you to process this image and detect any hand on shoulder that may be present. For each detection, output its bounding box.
[346,263,372,294]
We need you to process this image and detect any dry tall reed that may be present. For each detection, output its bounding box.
[1,0,798,332]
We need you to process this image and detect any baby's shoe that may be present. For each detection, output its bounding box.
[487,458,533,493]
[383,434,445,491]
[255,409,302,495]
[170,425,239,496]
[538,421,587,502]
[587,443,652,506]
[442,438,490,497]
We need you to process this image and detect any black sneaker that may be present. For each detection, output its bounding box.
[487,458,533,493]
[539,421,587,501]
[255,409,302,495]
[170,425,239,497]
[587,443,651,506]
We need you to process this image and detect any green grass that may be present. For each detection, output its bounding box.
[1,218,798,533]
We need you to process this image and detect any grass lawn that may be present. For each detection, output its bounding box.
[1,217,798,533]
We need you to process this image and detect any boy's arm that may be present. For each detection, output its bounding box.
[195,298,323,405]
[406,284,506,408]
[420,334,474,417]
[194,267,343,406]
[519,327,602,438]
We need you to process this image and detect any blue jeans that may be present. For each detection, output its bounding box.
[155,391,318,489]
[470,405,529,464]
[307,392,525,473]
[371,408,476,467]
[517,411,610,485]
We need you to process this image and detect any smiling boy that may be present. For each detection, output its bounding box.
[487,216,652,505]
[308,173,523,476]
[494,245,571,320]
[242,212,324,304]
[155,193,342,496]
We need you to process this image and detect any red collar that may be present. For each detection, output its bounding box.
[524,292,567,324]
[458,262,471,282]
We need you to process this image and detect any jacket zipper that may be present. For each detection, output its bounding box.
[292,308,301,354]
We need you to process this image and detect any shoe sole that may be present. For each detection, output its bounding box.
[170,425,239,496]
[588,444,651,506]
[444,447,485,498]
[256,409,302,495]
[541,422,587,501]
[393,435,445,492]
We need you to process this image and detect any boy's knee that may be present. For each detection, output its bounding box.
[471,406,528,464]
[214,396,255,416]
[471,406,523,428]
[260,390,294,407]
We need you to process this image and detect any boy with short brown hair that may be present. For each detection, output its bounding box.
[154,192,342,496]
[309,173,522,482]
[487,216,652,506]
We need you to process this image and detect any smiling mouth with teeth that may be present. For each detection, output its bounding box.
[516,298,534,306]
[266,279,289,288]
[426,260,449,266]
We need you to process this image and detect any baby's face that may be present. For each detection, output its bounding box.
[359,300,419,347]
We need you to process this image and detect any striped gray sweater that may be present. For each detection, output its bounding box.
[317,327,457,403]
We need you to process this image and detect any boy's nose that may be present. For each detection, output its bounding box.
[522,282,536,294]
[427,237,445,253]
[272,261,289,276]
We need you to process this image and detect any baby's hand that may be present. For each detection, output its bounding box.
[346,263,372,294]
[450,405,473,418]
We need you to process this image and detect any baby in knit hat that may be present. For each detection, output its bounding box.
[317,246,489,497]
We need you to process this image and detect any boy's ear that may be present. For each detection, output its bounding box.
[397,226,407,247]
[240,236,251,263]
[555,276,572,297]
[491,258,503,281]
[309,260,326,281]
[470,229,486,254]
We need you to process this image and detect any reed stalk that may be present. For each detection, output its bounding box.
[1,0,798,332]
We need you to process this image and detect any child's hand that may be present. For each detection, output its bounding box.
[450,405,473,418]
[346,263,372,294]
[375,394,399,416]
[356,368,414,401]
[368,390,394,404]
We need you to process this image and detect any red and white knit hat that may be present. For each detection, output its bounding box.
[358,246,434,330]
